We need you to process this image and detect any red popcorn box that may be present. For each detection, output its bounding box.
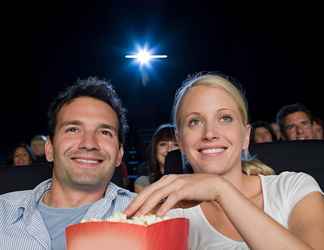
[66,218,189,250]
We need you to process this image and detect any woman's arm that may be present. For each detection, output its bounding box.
[216,180,319,250]
[125,174,324,250]
[288,192,324,249]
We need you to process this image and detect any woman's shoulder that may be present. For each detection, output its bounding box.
[261,171,321,189]
[261,171,323,212]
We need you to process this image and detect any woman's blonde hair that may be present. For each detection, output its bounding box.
[173,73,248,128]
[242,159,275,176]
[173,72,274,176]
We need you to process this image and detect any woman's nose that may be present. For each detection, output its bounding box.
[203,123,219,141]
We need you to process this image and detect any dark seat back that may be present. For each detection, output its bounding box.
[0,163,53,194]
[249,140,324,189]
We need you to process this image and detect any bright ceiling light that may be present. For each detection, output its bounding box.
[125,47,167,67]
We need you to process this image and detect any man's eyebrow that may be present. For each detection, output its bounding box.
[99,124,118,132]
[58,120,82,129]
[58,120,118,133]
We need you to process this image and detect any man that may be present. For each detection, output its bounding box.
[276,103,314,140]
[0,77,135,249]
[30,134,48,163]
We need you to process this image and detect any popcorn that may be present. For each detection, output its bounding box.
[81,212,170,226]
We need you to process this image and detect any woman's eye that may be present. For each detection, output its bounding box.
[188,118,202,127]
[220,115,233,123]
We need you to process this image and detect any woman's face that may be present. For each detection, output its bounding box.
[14,147,32,166]
[177,85,250,177]
[156,139,179,170]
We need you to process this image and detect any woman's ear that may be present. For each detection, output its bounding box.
[242,124,251,150]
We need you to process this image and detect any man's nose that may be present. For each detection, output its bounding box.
[296,125,304,134]
[79,132,100,150]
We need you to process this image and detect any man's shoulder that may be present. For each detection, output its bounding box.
[111,183,136,199]
[0,190,32,205]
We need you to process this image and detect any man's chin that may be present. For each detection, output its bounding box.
[69,178,108,192]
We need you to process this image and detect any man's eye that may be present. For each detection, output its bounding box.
[286,124,295,130]
[65,127,79,133]
[301,121,311,128]
[220,115,233,123]
[101,130,113,137]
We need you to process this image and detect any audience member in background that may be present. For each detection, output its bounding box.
[0,77,135,250]
[9,143,35,166]
[270,121,282,140]
[313,117,324,140]
[134,124,179,193]
[111,160,130,189]
[250,120,277,144]
[126,72,324,249]
[30,134,48,163]
[276,103,314,140]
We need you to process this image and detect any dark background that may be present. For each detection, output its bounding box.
[1,1,323,160]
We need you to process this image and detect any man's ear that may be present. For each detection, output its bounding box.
[115,145,124,167]
[45,139,54,162]
[242,124,251,150]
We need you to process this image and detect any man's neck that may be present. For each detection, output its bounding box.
[43,182,107,208]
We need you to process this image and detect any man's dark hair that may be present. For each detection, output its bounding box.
[48,77,128,144]
[276,103,313,136]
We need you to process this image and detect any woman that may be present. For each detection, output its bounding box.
[126,73,324,249]
[134,124,179,193]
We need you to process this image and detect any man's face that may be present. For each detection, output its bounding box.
[45,97,123,191]
[283,111,314,140]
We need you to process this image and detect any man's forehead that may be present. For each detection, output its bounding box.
[285,111,310,123]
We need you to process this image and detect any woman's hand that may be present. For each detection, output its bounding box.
[125,174,226,217]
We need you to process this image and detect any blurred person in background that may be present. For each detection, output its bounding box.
[9,143,35,166]
[276,103,314,140]
[270,121,282,140]
[250,121,277,144]
[134,124,179,193]
[30,135,48,163]
[313,117,324,140]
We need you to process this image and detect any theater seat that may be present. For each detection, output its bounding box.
[0,163,53,194]
[249,140,324,189]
